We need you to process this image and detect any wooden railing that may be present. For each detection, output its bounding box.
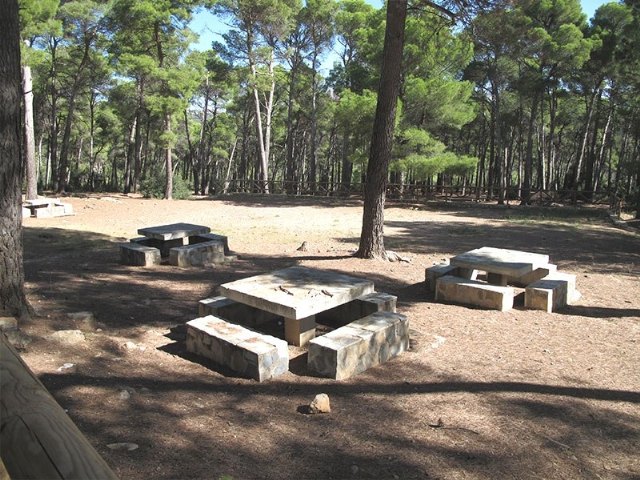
[0,334,117,479]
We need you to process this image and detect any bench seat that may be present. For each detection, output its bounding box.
[425,263,458,293]
[307,311,409,380]
[186,315,289,382]
[169,240,225,266]
[524,272,578,312]
[435,275,514,311]
[119,243,161,266]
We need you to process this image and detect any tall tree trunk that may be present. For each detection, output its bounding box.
[309,51,320,194]
[164,112,173,200]
[521,89,539,204]
[356,0,407,259]
[22,60,37,200]
[0,0,30,319]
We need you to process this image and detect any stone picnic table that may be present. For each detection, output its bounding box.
[449,246,550,286]
[138,222,211,242]
[219,266,375,346]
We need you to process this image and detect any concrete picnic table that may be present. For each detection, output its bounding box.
[449,246,550,286]
[219,266,375,346]
[137,222,210,241]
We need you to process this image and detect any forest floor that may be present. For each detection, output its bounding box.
[15,193,640,480]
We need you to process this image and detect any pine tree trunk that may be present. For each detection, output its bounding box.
[22,62,37,200]
[356,0,407,260]
[164,112,173,200]
[0,0,30,319]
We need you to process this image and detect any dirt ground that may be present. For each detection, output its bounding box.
[15,194,640,480]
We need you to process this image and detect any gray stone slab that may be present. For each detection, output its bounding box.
[190,233,230,254]
[509,264,557,287]
[119,243,161,266]
[219,266,375,320]
[186,315,289,382]
[525,272,578,312]
[137,223,210,241]
[450,247,550,279]
[307,311,409,380]
[425,264,458,292]
[169,240,225,266]
[435,275,514,311]
[315,291,397,327]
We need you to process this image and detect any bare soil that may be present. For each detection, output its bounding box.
[17,194,640,480]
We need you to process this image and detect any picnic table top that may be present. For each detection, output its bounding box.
[137,223,210,241]
[449,246,550,278]
[219,266,375,320]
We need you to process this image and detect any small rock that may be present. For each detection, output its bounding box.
[350,465,359,474]
[296,241,308,252]
[57,363,77,373]
[309,393,331,414]
[106,442,138,451]
[48,330,86,345]
[119,389,131,400]
[67,311,96,330]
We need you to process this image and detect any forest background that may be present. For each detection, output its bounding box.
[18,0,640,214]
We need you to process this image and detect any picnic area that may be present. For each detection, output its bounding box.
[11,194,640,479]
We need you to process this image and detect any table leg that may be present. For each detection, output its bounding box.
[487,272,508,286]
[457,268,478,280]
[284,315,316,346]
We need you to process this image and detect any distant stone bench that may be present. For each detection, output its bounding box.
[131,236,186,258]
[307,311,409,380]
[189,233,231,255]
[435,275,514,311]
[524,273,578,313]
[186,315,289,382]
[169,240,226,267]
[119,242,161,266]
[23,198,74,218]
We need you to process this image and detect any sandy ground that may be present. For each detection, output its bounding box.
[14,193,640,480]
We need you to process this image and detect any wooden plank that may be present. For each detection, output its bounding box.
[0,334,117,480]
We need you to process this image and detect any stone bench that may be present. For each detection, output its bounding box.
[425,264,458,293]
[508,263,557,287]
[307,311,409,380]
[169,240,225,266]
[190,233,231,255]
[186,315,289,382]
[119,242,161,266]
[435,275,514,311]
[131,236,186,258]
[524,273,578,312]
[315,292,397,327]
[198,296,281,328]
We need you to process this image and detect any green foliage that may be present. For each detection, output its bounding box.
[140,172,191,199]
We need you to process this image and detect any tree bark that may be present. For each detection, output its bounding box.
[356,0,407,259]
[0,0,30,319]
[164,112,173,200]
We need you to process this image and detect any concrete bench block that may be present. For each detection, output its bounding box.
[169,240,225,266]
[132,236,186,257]
[119,243,161,266]
[525,272,578,312]
[308,311,409,380]
[509,264,557,287]
[190,233,230,254]
[425,264,458,292]
[186,315,289,382]
[315,292,397,327]
[198,296,281,327]
[435,275,514,311]
[22,207,32,218]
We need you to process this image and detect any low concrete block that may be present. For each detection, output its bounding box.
[315,292,397,327]
[425,264,458,292]
[119,243,161,266]
[525,272,577,312]
[509,264,557,287]
[34,207,53,218]
[186,315,289,382]
[307,311,409,380]
[132,237,186,257]
[169,240,225,266]
[198,296,281,327]
[190,233,230,254]
[22,207,32,218]
[435,275,514,311]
